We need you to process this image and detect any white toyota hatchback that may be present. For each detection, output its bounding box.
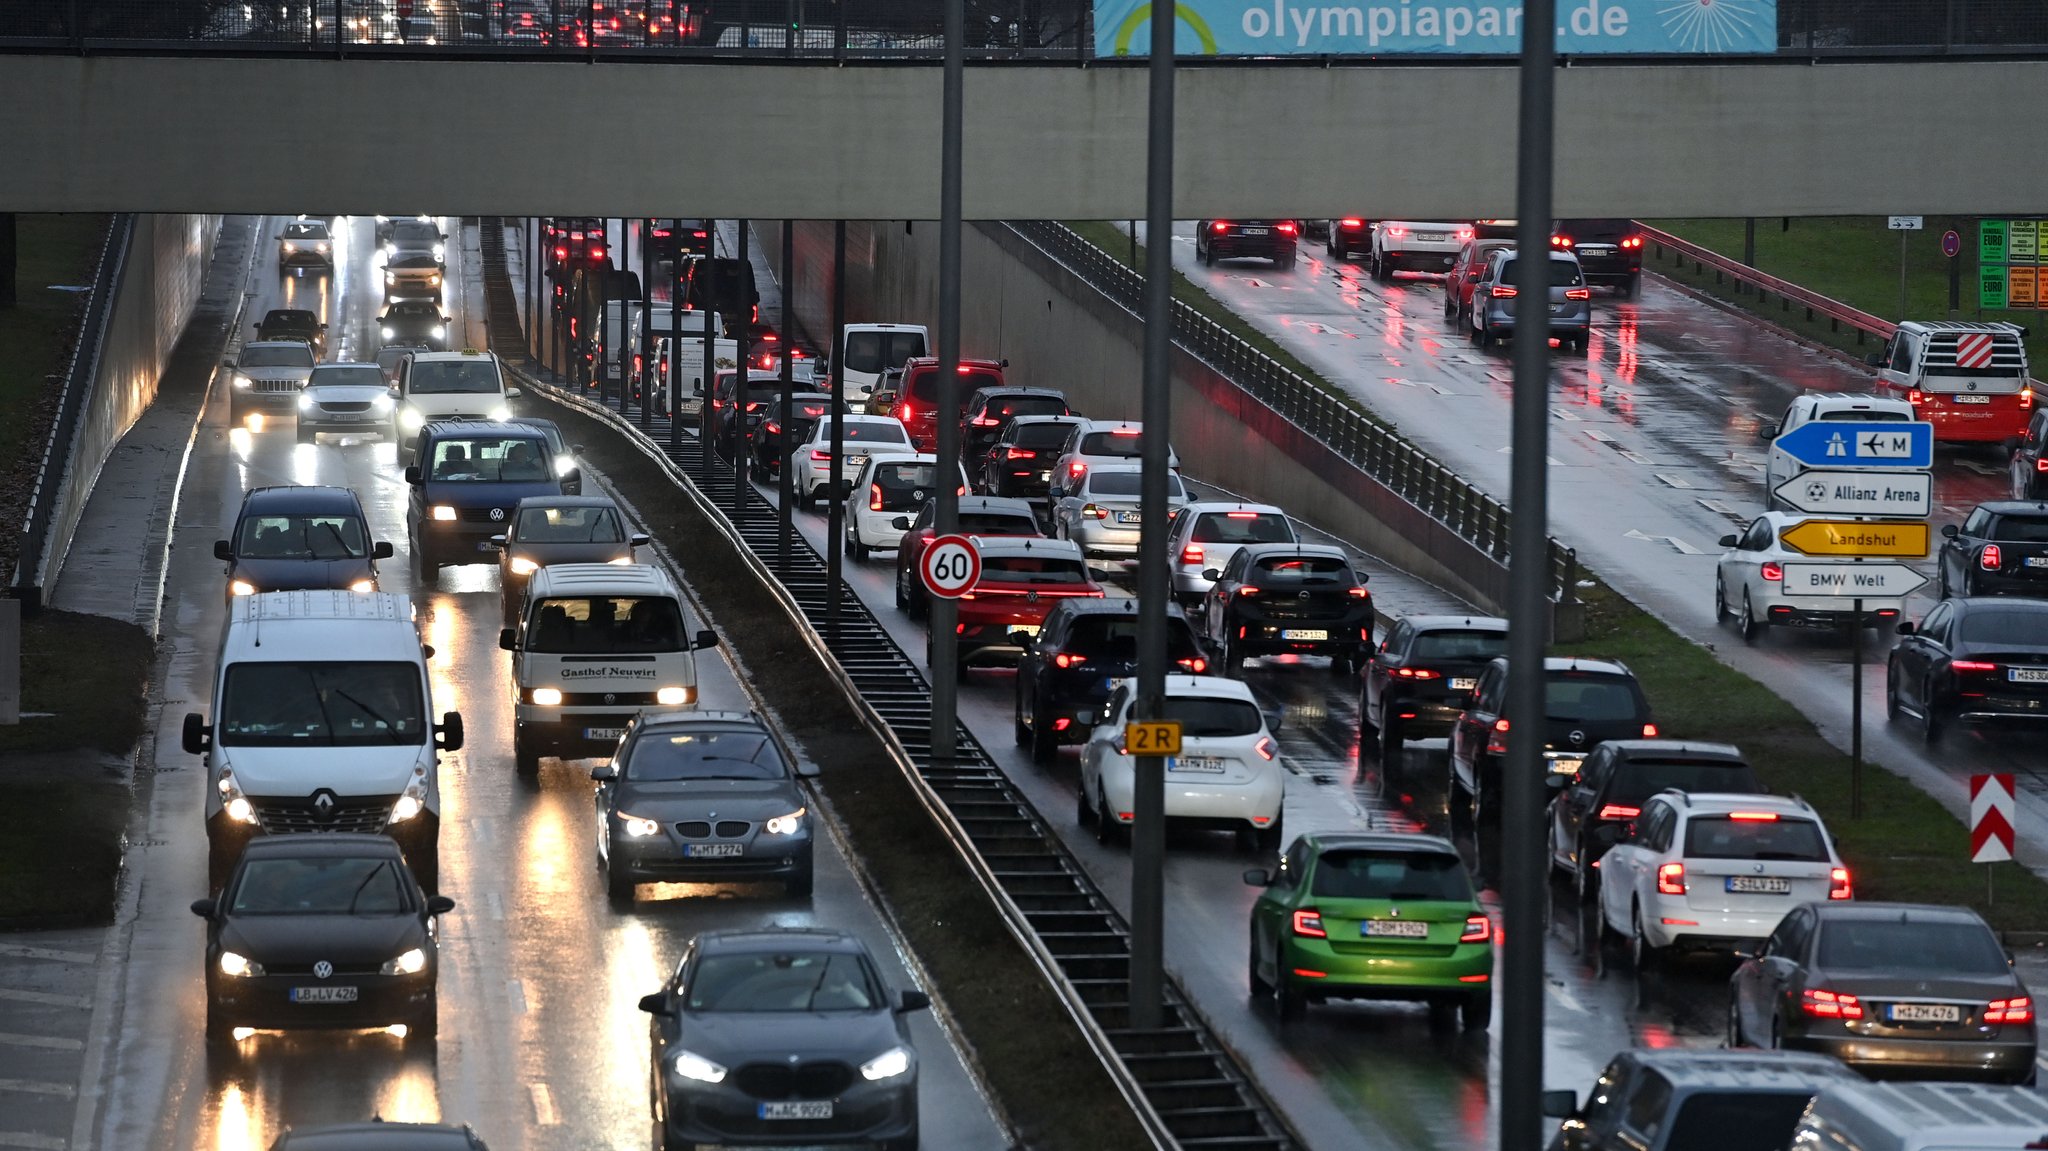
[1596,791,1849,970]
[1079,675,1284,854]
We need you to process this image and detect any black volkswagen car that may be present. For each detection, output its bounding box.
[191,833,452,1045]
[1200,543,1374,675]
[957,386,1073,469]
[639,928,927,1151]
[1888,597,2048,741]
[216,486,392,603]
[405,422,572,580]
[1360,615,1509,763]
[1014,598,1208,764]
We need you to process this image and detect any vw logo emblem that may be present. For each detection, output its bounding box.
[488,507,506,521]
[603,692,617,705]
[1568,730,1586,747]
[313,960,334,980]
[310,789,339,822]
[1026,590,1039,603]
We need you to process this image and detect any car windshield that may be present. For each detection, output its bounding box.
[981,555,1091,584]
[218,662,424,747]
[1958,608,2048,646]
[408,360,500,395]
[1990,515,2048,543]
[229,856,411,916]
[236,513,368,559]
[1609,760,1761,806]
[961,511,1038,534]
[242,345,315,369]
[428,436,550,482]
[687,951,881,1013]
[841,331,927,376]
[1311,850,1473,902]
[526,596,685,653]
[1412,629,1509,661]
[386,303,439,320]
[1545,674,1643,721]
[624,730,786,782]
[309,366,384,389]
[1684,816,1830,862]
[282,222,328,240]
[1251,555,1352,584]
[1068,617,1204,661]
[824,421,910,444]
[1159,695,1263,737]
[1664,1094,1814,1151]
[515,504,624,543]
[1087,472,1186,499]
[391,222,439,244]
[1012,422,1078,448]
[1079,430,1146,457]
[265,311,318,329]
[1191,512,1293,545]
[1816,918,2010,976]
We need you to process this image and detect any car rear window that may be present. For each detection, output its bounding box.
[1160,695,1263,737]
[873,461,941,490]
[1663,1093,1814,1151]
[1498,257,1586,286]
[841,331,927,377]
[988,395,1069,421]
[1067,617,1204,661]
[1087,472,1186,499]
[1012,422,1077,448]
[905,367,1001,404]
[1817,409,1911,421]
[1816,919,2008,976]
[1544,673,1644,721]
[1412,629,1509,661]
[981,555,1091,584]
[1609,760,1762,806]
[830,421,910,445]
[1311,851,1472,902]
[1191,512,1294,545]
[1990,515,2048,543]
[1959,608,2048,645]
[1251,555,1352,584]
[1684,816,1829,862]
[526,596,685,653]
[961,511,1039,534]
[1079,429,1145,457]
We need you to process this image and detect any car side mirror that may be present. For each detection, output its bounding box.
[1757,421,1779,441]
[435,711,465,752]
[693,629,719,651]
[425,895,456,916]
[1265,711,1285,735]
[499,627,517,651]
[1540,1090,1578,1119]
[388,385,402,399]
[213,539,233,561]
[182,713,211,755]
[896,989,930,1014]
[1896,621,1916,635]
[892,516,911,530]
[190,898,219,919]
[1242,867,1272,887]
[1202,568,1221,581]
[1354,571,1370,584]
[589,765,617,782]
[638,992,674,1017]
[505,387,522,398]
[373,541,395,559]
[404,465,422,485]
[630,533,651,548]
[488,534,507,549]
[1941,523,1959,539]
[1866,351,1886,368]
[563,468,582,488]
[1718,534,1739,548]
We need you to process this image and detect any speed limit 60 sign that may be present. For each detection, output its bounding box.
[919,534,982,599]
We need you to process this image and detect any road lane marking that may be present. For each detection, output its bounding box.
[0,946,94,966]
[507,979,528,1014]
[529,1083,559,1126]
[1584,429,1616,443]
[1624,529,1703,555]
[0,1132,66,1150]
[0,1033,83,1052]
[485,892,504,921]
[1618,450,1656,466]
[1655,473,1694,489]
[1546,980,1588,1015]
[0,1079,75,1098]
[0,989,90,1010]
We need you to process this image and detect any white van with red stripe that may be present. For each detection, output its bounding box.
[1871,321,2034,445]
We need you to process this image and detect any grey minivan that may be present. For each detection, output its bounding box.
[1471,249,1592,354]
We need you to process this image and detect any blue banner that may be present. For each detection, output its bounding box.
[1095,0,1777,56]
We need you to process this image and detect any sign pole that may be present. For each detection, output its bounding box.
[733,221,750,525]
[777,218,796,575]
[1850,596,1863,819]
[826,220,847,638]
[930,0,964,761]
[1899,230,1909,320]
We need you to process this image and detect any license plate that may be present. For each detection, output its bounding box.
[1241,228,1269,236]
[686,842,744,858]
[1417,233,1447,242]
[1168,755,1223,773]
[1364,919,1430,938]
[2011,668,2048,683]
[585,727,627,741]
[2026,557,2048,568]
[1545,756,1582,774]
[1725,875,1792,894]
[1012,624,1042,638]
[1281,629,1328,640]
[1038,470,1051,481]
[759,1101,833,1120]
[1889,1003,1961,1023]
[290,986,359,1003]
[476,540,499,552]
[1951,394,1991,404]
[1117,511,1142,524]
[1450,677,1477,691]
[849,455,868,468]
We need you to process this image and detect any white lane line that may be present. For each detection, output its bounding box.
[0,1079,75,1098]
[1495,446,1564,465]
[1656,473,1694,489]
[0,946,94,966]
[0,1131,67,1150]
[1618,450,1656,466]
[1624,529,1704,555]
[507,979,528,1014]
[1554,409,1583,422]
[1546,980,1588,1016]
[529,1082,559,1126]
[1583,428,1617,443]
[0,989,90,1010]
[1698,499,1747,520]
[0,1033,83,1053]
[485,892,505,921]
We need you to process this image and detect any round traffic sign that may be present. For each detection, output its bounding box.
[1942,229,1962,258]
[919,534,982,600]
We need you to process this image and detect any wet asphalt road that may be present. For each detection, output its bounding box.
[75,216,1008,1151]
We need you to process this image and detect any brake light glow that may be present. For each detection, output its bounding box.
[2037,457,2048,473]
[1069,461,1087,477]
[1292,909,1326,938]
[1224,511,1261,520]
[1255,736,1277,761]
[1237,586,1259,597]
[1801,988,1864,1019]
[1565,287,1591,300]
[1081,503,1108,520]
[1393,667,1440,679]
[2023,388,2034,409]
[1211,221,1230,233]
[589,246,606,260]
[1006,447,1036,460]
[1277,222,1298,235]
[1384,226,1408,239]
[1727,811,1780,821]
[553,245,568,261]
[1455,226,1474,243]
[1596,804,1640,821]
[810,449,831,461]
[970,414,1000,426]
[1347,586,1371,599]
[1829,867,1852,900]
[1180,545,1204,566]
[868,484,883,511]
[1982,544,2003,570]
[1656,862,1686,895]
[1621,236,1644,249]
[1177,656,1208,673]
[1908,389,1925,406]
[1110,426,1142,437]
[1490,285,1518,298]
[1551,234,1573,248]
[652,228,671,237]
[1486,717,1509,754]
[1340,218,1363,227]
[1950,660,1998,672]
[1052,652,1086,669]
[1460,914,1492,943]
[1762,562,1783,582]
[1642,723,1659,738]
[1987,996,2033,1024]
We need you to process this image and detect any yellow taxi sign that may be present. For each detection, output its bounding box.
[1125,720,1183,757]
[1779,519,1930,559]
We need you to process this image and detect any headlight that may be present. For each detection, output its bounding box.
[428,273,440,285]
[232,374,252,390]
[297,393,314,411]
[617,812,661,838]
[381,326,396,340]
[383,242,396,257]
[669,1050,727,1084]
[860,1047,911,1081]
[555,455,576,477]
[431,325,447,340]
[230,580,257,596]
[315,242,329,253]
[487,405,511,421]
[282,242,297,253]
[656,686,694,707]
[225,796,255,823]
[388,793,423,824]
[432,243,446,260]
[763,807,806,836]
[531,687,563,706]
[348,578,375,593]
[607,555,635,566]
[509,556,539,576]
[218,951,265,978]
[371,395,394,414]
[430,505,457,522]
[398,407,424,431]
[380,947,427,976]
[384,270,396,285]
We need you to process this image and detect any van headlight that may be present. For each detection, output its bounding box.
[315,241,329,253]
[219,951,265,978]
[431,325,447,341]
[348,578,375,593]
[488,406,511,422]
[607,555,635,566]
[617,812,661,838]
[397,407,424,432]
[371,395,394,414]
[860,1047,911,1081]
[217,772,259,824]
[388,785,425,824]
[530,687,563,706]
[431,243,446,260]
[763,808,806,836]
[430,505,457,522]
[230,580,258,596]
[656,686,694,706]
[384,270,396,285]
[509,556,539,576]
[428,273,440,286]
[381,326,396,340]
[380,947,427,976]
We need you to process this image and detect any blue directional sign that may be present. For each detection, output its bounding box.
[1774,420,1934,470]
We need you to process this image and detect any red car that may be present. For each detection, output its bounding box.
[1443,238,1516,325]
[895,495,1044,618]
[891,357,1007,452]
[933,536,1102,679]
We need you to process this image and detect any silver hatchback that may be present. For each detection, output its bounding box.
[1471,249,1592,354]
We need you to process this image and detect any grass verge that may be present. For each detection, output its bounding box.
[0,608,155,758]
[1647,215,2048,366]
[1556,579,2048,931]
[535,393,1151,1151]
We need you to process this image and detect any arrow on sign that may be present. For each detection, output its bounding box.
[1773,420,1934,470]
[1772,470,1933,517]
[1971,773,2016,863]
[1778,562,1928,598]
[1778,519,1930,559]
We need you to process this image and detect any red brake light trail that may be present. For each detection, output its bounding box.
[1762,562,1783,582]
[1211,221,1230,233]
[1490,285,1518,298]
[1950,660,1997,672]
[1596,804,1640,820]
[1180,545,1204,566]
[1340,218,1363,227]
[1727,812,1780,821]
[1641,723,1659,738]
[1987,996,2033,1024]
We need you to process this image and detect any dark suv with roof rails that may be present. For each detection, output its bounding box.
[1014,597,1209,765]
[1361,615,1509,765]
[958,386,1074,468]
[1545,740,1764,903]
[1449,656,1656,826]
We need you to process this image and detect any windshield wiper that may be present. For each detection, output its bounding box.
[345,866,384,916]
[803,958,834,1011]
[327,687,409,744]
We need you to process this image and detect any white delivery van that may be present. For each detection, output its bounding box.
[836,323,929,413]
[1759,392,1918,510]
[500,563,719,773]
[639,307,738,416]
[181,591,463,889]
[393,349,520,465]
[1871,320,2034,447]
[1790,1080,2048,1151]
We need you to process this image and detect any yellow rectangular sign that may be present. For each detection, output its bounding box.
[1125,720,1183,757]
[1779,519,1930,559]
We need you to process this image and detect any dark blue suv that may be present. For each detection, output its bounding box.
[1013,598,1209,764]
[405,421,575,582]
[214,485,392,604]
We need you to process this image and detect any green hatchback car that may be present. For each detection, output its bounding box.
[1245,832,1495,1028]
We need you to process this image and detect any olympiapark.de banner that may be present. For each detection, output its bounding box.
[1094,0,1777,56]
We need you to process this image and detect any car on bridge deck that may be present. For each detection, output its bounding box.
[1370,220,1472,281]
[1551,218,1646,298]
[1196,219,1298,269]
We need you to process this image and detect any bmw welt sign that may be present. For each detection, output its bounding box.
[1095,0,1777,56]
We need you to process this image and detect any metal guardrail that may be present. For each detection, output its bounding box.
[9,213,132,611]
[1636,223,1899,346]
[1005,220,1578,607]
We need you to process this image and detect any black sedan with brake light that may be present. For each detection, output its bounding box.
[1196,220,1298,269]
[1887,596,2048,741]
[1360,615,1508,762]
[1200,543,1373,675]
[1551,218,1646,298]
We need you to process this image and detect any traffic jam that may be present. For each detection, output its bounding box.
[36,203,2048,1151]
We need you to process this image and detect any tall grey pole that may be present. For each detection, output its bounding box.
[929,0,964,760]
[1503,3,1557,1148]
[777,219,796,572]
[1128,0,1174,1035]
[700,251,716,484]
[733,220,750,523]
[827,221,848,635]
[670,227,683,447]
[527,219,539,364]
[640,217,654,428]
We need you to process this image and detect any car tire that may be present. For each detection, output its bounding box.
[1275,942,1307,1022]
[605,863,635,907]
[798,483,816,511]
[1631,906,1659,975]
[1095,786,1125,846]
[1276,252,1296,271]
[1379,717,1404,768]
[1197,239,1211,266]
[894,567,910,610]
[1461,992,1493,1031]
[1222,635,1245,677]
[1330,237,1346,260]
[1713,575,1730,626]
[1249,936,1272,998]
[1922,690,1945,744]
[1371,250,1389,282]
[1014,696,1032,748]
[1575,853,1598,906]
[295,423,314,445]
[785,863,814,899]
[514,733,540,776]
[1254,819,1283,856]
[1031,708,1057,766]
[1885,670,1903,722]
[1076,777,1095,826]
[1727,992,1746,1048]
[408,996,438,1043]
[880,1127,919,1151]
[850,533,869,563]
[1737,591,1762,645]
[1447,761,1473,826]
[1328,653,1351,676]
[207,835,237,893]
[412,544,439,588]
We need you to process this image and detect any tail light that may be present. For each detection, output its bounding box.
[1292,909,1326,938]
[1596,804,1640,821]
[1006,447,1036,460]
[570,231,584,241]
[868,484,884,511]
[589,246,606,260]
[1236,586,1260,597]
[1762,562,1783,582]
[1052,651,1086,669]
[1109,427,1143,437]
[1829,867,1853,900]
[1209,221,1233,234]
[970,414,1000,426]
[1177,656,1208,673]
[1460,915,1492,943]
[653,228,671,238]
[1987,996,2034,1025]
[1950,660,1998,672]
[1982,545,2003,571]
[2036,456,2048,473]
[1455,227,1474,243]
[897,401,916,423]
[553,245,568,261]
[1642,723,1659,738]
[1068,460,1088,477]
[1384,226,1408,239]
[1340,217,1363,227]
[1347,586,1371,599]
[1081,504,1108,520]
[762,420,780,435]
[1277,221,1298,234]
[1655,862,1686,895]
[1254,736,1277,761]
[1180,544,1204,566]
[1551,234,1573,248]
[632,354,644,374]
[1727,811,1780,821]
[1621,236,1644,249]
[1490,285,1518,298]
[2023,388,2034,409]
[1801,988,1864,1019]
[1485,717,1510,754]
[691,230,707,240]
[809,449,831,462]
[1908,389,1925,406]
[1393,667,1440,679]
[1565,287,1591,300]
